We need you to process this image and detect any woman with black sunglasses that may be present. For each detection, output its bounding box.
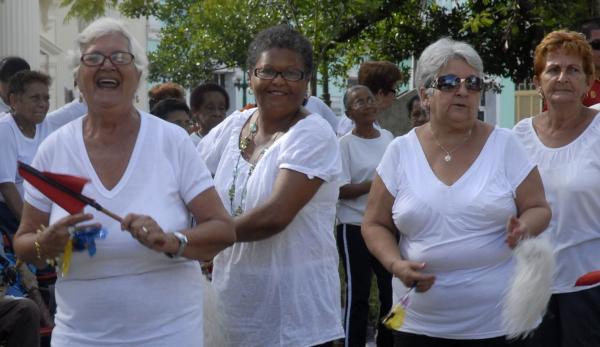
[362,37,551,347]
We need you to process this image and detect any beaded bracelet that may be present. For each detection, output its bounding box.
[35,225,57,266]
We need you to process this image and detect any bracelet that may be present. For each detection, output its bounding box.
[34,240,43,260]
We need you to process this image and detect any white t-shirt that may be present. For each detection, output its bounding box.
[513,115,600,293]
[199,109,344,347]
[0,102,85,201]
[190,131,202,147]
[377,127,534,339]
[337,129,394,225]
[305,96,339,132]
[336,114,354,137]
[25,112,212,347]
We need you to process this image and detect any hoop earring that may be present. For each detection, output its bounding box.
[537,88,545,101]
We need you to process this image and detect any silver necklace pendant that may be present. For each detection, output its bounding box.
[444,153,452,162]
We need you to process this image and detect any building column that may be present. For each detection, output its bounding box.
[0,0,41,69]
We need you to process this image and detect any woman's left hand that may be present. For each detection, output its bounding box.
[121,213,178,254]
[506,215,530,249]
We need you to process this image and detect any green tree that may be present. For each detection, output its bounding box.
[61,0,597,92]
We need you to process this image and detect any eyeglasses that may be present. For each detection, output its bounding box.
[430,74,483,92]
[589,40,600,50]
[351,97,376,109]
[80,52,135,67]
[254,68,305,82]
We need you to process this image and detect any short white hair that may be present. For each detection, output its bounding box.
[68,17,148,82]
[415,37,483,90]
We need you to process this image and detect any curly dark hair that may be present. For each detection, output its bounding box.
[148,82,186,110]
[150,98,190,120]
[189,83,230,112]
[246,24,313,75]
[7,70,51,98]
[0,56,30,83]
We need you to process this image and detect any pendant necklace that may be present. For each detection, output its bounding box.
[429,125,473,162]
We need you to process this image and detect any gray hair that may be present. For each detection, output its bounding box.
[68,17,148,82]
[415,37,483,90]
[343,85,371,111]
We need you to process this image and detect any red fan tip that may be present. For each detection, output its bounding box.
[575,270,600,286]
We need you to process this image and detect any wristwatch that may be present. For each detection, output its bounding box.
[165,231,188,258]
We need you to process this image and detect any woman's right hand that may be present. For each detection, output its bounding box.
[391,259,436,292]
[36,213,95,259]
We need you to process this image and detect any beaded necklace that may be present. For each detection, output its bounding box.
[228,110,298,216]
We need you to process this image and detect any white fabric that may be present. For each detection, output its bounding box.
[337,129,394,225]
[377,127,534,339]
[190,131,202,147]
[305,96,339,132]
[0,99,9,114]
[513,115,600,293]
[199,108,344,347]
[0,102,85,202]
[336,114,354,137]
[25,111,213,347]
[590,103,600,110]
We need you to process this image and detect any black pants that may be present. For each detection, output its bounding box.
[0,296,40,347]
[337,223,393,347]
[527,285,600,347]
[0,201,19,241]
[393,331,528,347]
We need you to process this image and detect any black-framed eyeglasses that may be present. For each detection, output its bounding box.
[589,40,600,50]
[254,68,305,81]
[430,74,483,92]
[80,52,135,67]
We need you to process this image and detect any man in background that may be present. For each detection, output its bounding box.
[0,57,30,114]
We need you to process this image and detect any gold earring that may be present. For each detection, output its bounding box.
[537,88,544,100]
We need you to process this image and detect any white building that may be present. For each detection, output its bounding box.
[0,0,150,112]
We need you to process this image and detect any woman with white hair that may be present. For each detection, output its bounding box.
[13,17,235,346]
[362,37,551,346]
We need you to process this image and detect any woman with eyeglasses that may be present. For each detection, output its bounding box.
[362,37,551,347]
[336,85,394,347]
[189,83,230,146]
[13,18,235,346]
[513,30,600,347]
[336,61,402,136]
[199,24,344,346]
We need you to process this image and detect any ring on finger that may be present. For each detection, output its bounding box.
[67,226,76,236]
[142,226,149,234]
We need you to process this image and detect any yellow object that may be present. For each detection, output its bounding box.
[382,303,407,330]
[62,239,73,277]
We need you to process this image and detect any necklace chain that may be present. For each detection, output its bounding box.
[229,109,299,216]
[429,125,473,162]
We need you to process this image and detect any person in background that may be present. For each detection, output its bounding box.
[189,83,229,146]
[580,18,600,106]
[199,24,344,346]
[150,97,192,130]
[362,37,551,347]
[407,94,429,128]
[337,85,394,347]
[13,17,235,346]
[0,274,40,347]
[513,30,600,347]
[0,57,30,115]
[147,81,186,111]
[304,95,339,132]
[336,61,402,136]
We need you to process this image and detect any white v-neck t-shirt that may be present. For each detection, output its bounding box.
[377,127,534,339]
[513,115,600,293]
[25,111,213,347]
[199,108,344,347]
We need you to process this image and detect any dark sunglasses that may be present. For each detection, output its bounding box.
[589,40,600,50]
[430,74,483,92]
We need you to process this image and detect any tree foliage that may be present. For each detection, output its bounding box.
[61,0,598,89]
